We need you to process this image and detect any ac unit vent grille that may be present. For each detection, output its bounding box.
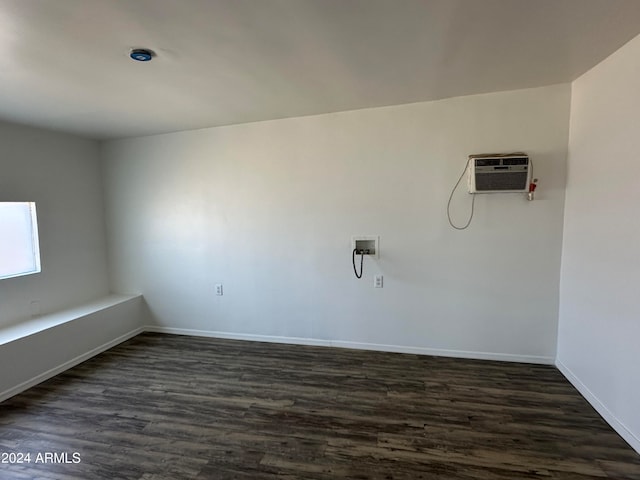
[475,171,528,191]
[468,153,530,193]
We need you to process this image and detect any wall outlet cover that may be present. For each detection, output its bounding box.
[351,235,380,258]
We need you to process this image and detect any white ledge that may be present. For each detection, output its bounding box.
[0,294,141,347]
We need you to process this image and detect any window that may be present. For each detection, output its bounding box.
[0,202,41,280]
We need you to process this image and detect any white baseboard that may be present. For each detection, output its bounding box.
[330,340,554,364]
[556,360,640,454]
[0,324,554,405]
[6,322,637,457]
[0,327,144,403]
[143,325,555,365]
[144,326,331,347]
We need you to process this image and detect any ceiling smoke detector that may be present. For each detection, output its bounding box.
[129,48,155,62]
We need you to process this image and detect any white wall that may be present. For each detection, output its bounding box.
[558,35,640,452]
[102,84,570,363]
[0,122,110,325]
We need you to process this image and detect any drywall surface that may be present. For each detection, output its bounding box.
[0,122,110,326]
[102,84,570,362]
[0,295,143,401]
[558,34,640,452]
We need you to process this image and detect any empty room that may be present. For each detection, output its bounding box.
[1,0,639,478]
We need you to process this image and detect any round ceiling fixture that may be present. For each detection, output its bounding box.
[129,48,155,62]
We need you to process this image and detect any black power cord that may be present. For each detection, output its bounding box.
[352,248,366,279]
[447,158,476,230]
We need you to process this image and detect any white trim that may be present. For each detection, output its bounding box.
[143,326,332,347]
[0,327,144,403]
[143,326,555,365]
[329,340,553,364]
[0,323,554,406]
[556,360,640,454]
[6,320,638,456]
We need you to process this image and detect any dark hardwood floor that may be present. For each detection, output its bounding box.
[0,333,639,479]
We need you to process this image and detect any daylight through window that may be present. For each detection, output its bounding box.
[0,202,41,280]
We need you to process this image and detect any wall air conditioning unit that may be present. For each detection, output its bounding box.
[468,153,531,193]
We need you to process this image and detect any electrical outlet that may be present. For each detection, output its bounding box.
[374,275,383,288]
[215,284,223,296]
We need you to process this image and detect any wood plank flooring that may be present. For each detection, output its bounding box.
[0,332,639,479]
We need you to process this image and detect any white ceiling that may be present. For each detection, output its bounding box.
[1,0,640,140]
